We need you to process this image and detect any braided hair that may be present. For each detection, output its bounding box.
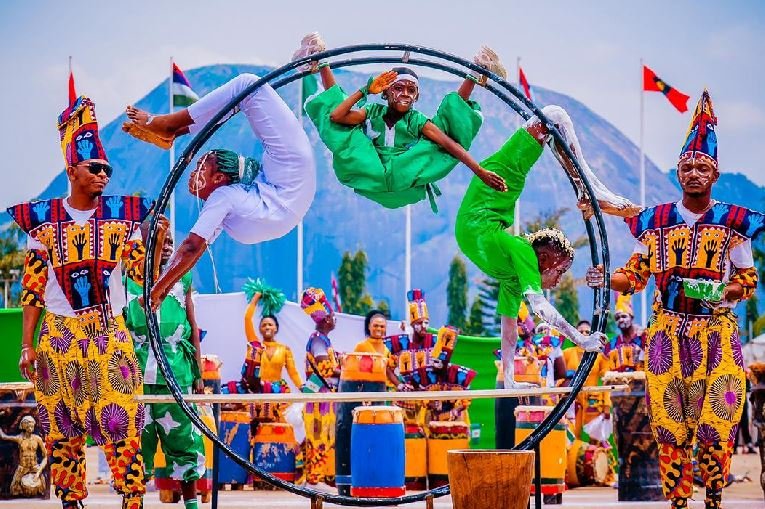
[206,149,260,186]
[525,227,575,261]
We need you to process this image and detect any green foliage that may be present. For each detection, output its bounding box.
[376,299,391,319]
[337,249,375,316]
[465,295,487,336]
[0,224,24,307]
[447,255,468,330]
[478,277,501,336]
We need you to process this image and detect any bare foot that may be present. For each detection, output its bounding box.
[122,106,176,149]
[476,167,508,192]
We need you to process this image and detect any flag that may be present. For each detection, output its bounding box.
[300,74,318,118]
[172,62,199,107]
[330,272,342,313]
[642,65,690,113]
[68,69,76,105]
[518,66,533,101]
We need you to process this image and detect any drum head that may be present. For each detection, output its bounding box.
[593,449,611,484]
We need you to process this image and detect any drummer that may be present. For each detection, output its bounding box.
[605,294,645,372]
[353,310,401,388]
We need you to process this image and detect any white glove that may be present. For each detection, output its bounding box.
[575,331,607,353]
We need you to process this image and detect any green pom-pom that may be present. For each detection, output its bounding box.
[242,278,286,316]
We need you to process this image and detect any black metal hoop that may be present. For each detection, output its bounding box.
[142,43,612,505]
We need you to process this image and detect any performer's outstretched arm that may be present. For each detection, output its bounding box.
[525,292,605,352]
[150,234,206,311]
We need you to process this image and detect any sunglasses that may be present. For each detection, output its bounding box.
[77,162,113,178]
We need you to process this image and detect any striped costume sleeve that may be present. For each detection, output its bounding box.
[20,249,49,307]
[614,253,651,295]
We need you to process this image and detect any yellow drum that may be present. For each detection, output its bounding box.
[404,423,427,490]
[514,405,566,496]
[566,439,610,488]
[427,421,470,488]
[340,352,388,383]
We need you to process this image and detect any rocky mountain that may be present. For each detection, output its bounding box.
[26,64,762,325]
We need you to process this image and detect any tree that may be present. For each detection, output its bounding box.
[0,224,25,307]
[375,299,391,319]
[337,249,374,315]
[551,274,579,326]
[478,277,501,336]
[465,295,487,336]
[447,255,468,330]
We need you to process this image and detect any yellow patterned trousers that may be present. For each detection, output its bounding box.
[35,313,146,506]
[644,308,744,504]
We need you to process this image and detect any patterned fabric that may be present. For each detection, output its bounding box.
[125,273,197,387]
[141,385,205,482]
[615,293,634,315]
[729,266,758,300]
[624,201,765,315]
[614,253,651,295]
[605,331,645,372]
[244,341,301,422]
[303,331,338,485]
[57,96,108,166]
[645,308,744,499]
[679,89,717,167]
[300,287,333,323]
[407,289,429,322]
[49,435,144,503]
[8,195,152,330]
[20,248,49,307]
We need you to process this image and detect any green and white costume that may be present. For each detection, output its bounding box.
[124,273,205,482]
[455,128,544,318]
[305,85,483,210]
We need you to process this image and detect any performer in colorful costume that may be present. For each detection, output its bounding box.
[231,279,303,424]
[124,221,205,509]
[121,74,316,309]
[587,90,764,509]
[293,33,508,211]
[454,106,639,388]
[12,96,151,509]
[605,294,645,372]
[300,288,340,486]
[354,311,400,387]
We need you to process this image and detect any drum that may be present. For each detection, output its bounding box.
[404,423,427,490]
[514,405,566,498]
[602,371,662,501]
[201,354,221,394]
[566,439,610,487]
[252,422,297,483]
[216,410,251,485]
[427,421,470,488]
[335,353,388,496]
[0,382,49,500]
[154,405,215,503]
[350,406,405,497]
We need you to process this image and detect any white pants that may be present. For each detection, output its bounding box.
[187,74,316,220]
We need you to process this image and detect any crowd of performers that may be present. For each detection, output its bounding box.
[7,30,764,509]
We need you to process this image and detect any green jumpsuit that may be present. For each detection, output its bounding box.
[305,84,483,210]
[455,128,545,318]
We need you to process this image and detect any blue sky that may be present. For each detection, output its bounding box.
[1,0,763,209]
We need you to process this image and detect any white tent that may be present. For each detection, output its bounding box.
[743,333,765,366]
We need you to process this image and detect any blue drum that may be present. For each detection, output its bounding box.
[350,405,405,498]
[216,411,251,485]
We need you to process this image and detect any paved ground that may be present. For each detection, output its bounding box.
[4,452,762,508]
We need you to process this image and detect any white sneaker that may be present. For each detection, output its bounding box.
[292,32,326,61]
[473,45,507,79]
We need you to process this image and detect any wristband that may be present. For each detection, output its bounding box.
[317,62,329,70]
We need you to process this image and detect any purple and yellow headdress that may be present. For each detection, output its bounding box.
[407,289,429,323]
[301,287,333,324]
[58,96,108,167]
[679,89,717,168]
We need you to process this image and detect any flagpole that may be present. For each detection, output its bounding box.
[169,57,177,245]
[639,57,647,328]
[405,205,412,318]
[67,56,73,195]
[514,56,521,236]
[295,85,304,299]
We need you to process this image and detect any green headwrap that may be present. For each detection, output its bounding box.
[208,149,260,186]
[242,278,286,316]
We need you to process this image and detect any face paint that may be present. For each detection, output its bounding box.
[386,80,418,112]
[615,312,633,330]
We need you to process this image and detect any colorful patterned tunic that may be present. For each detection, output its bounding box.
[8,195,151,506]
[616,201,763,501]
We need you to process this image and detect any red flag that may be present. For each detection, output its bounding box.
[642,65,690,113]
[330,273,342,313]
[68,69,76,105]
[518,66,533,101]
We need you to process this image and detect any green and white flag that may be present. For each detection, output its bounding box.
[172,62,199,107]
